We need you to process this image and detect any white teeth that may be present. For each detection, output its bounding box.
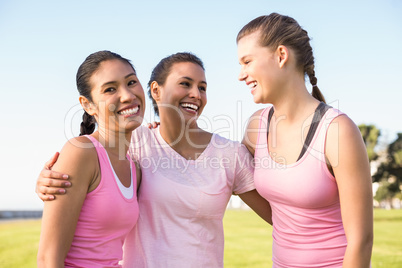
[248,82,257,89]
[181,103,198,111]
[119,106,139,115]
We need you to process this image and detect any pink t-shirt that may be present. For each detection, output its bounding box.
[64,135,139,267]
[122,126,255,268]
[254,106,347,268]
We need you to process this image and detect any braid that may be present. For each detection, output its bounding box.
[306,64,326,103]
[79,111,96,136]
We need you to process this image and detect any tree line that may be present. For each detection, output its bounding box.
[359,125,402,207]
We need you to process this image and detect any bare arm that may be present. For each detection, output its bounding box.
[239,109,272,225]
[36,152,71,201]
[37,137,97,267]
[239,190,272,225]
[241,109,264,156]
[326,115,373,268]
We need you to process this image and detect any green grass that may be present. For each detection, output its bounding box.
[0,209,401,267]
[223,210,273,267]
[371,209,402,267]
[0,219,41,268]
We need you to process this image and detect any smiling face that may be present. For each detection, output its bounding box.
[153,61,207,125]
[237,31,283,104]
[82,59,145,134]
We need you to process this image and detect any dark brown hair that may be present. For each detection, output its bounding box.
[148,52,205,116]
[76,50,135,135]
[237,13,325,103]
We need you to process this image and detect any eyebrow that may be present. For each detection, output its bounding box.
[239,55,250,64]
[101,72,136,87]
[182,76,207,85]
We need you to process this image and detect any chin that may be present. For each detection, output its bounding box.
[122,121,142,132]
[253,95,263,104]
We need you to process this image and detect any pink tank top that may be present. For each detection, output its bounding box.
[64,135,139,267]
[254,106,347,268]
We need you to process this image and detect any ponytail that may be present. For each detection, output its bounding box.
[79,111,96,136]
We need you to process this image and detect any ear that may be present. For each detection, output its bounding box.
[79,96,96,116]
[150,81,161,102]
[276,45,289,68]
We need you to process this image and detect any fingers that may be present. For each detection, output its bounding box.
[36,170,70,200]
[36,182,68,202]
[38,192,56,201]
[37,184,67,195]
[147,122,160,129]
[40,169,69,181]
[44,152,60,170]
[36,153,70,202]
[39,176,71,188]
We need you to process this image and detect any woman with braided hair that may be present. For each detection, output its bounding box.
[37,50,145,267]
[238,13,373,267]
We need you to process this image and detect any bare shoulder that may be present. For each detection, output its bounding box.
[242,108,266,155]
[59,136,97,159]
[327,114,362,143]
[53,136,98,181]
[326,114,367,168]
[248,108,266,126]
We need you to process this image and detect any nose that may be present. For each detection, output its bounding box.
[188,85,201,99]
[120,86,136,102]
[238,67,247,81]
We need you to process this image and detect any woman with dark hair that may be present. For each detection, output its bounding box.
[237,13,373,267]
[37,51,145,267]
[36,52,272,267]
[123,52,271,267]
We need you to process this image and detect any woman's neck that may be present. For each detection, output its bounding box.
[95,129,131,160]
[158,112,209,149]
[271,81,320,123]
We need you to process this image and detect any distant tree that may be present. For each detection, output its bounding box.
[374,181,393,203]
[373,133,402,200]
[358,124,381,162]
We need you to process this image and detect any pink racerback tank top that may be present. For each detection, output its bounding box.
[254,105,347,268]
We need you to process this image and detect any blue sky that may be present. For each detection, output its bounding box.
[0,0,401,210]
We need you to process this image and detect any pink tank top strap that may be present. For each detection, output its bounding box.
[84,135,108,165]
[83,135,136,199]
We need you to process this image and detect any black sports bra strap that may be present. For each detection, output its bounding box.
[297,102,331,161]
[266,107,274,135]
[266,102,331,161]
